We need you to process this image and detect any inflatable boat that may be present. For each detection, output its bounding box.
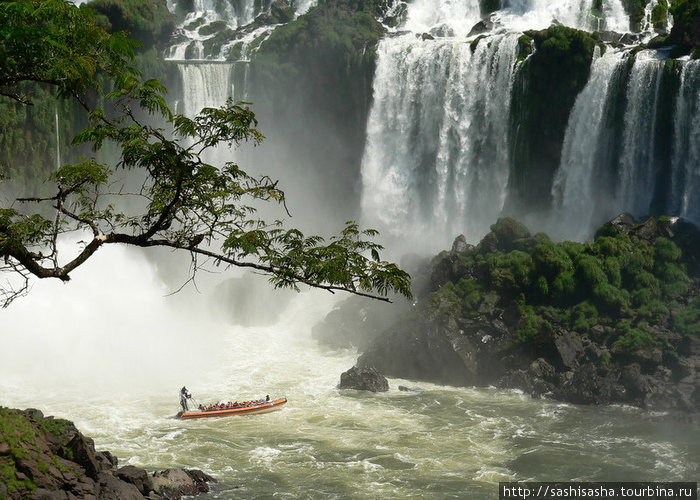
[178,397,287,420]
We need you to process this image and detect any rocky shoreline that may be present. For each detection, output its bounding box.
[319,215,700,413]
[0,408,215,500]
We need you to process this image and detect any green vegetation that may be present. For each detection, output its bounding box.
[85,0,176,49]
[668,0,700,58]
[620,0,647,32]
[671,297,700,337]
[0,0,411,307]
[0,408,39,496]
[428,217,699,352]
[651,0,669,32]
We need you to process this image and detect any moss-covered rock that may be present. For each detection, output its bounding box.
[508,26,597,212]
[620,0,647,32]
[0,407,215,499]
[345,214,700,411]
[668,0,700,58]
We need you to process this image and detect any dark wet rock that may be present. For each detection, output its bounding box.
[97,471,145,500]
[468,19,493,37]
[430,24,455,38]
[554,333,584,369]
[357,315,478,387]
[339,365,389,392]
[330,214,700,413]
[151,469,215,500]
[117,465,153,495]
[595,30,641,45]
[311,295,406,351]
[398,385,421,392]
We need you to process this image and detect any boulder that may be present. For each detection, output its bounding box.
[554,332,584,369]
[151,469,215,500]
[338,366,389,392]
[117,465,153,495]
[97,471,145,500]
[468,19,493,37]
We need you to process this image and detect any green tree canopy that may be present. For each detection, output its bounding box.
[0,0,411,307]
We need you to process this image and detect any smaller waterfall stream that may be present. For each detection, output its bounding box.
[177,63,234,116]
[550,49,628,240]
[54,103,61,170]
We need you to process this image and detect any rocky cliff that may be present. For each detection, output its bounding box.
[318,215,700,412]
[0,408,215,500]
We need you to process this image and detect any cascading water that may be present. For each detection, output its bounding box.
[550,49,629,241]
[177,63,234,116]
[549,49,700,240]
[361,0,694,248]
[492,0,628,33]
[617,51,666,217]
[54,103,61,170]
[671,60,700,222]
[361,31,521,250]
[166,0,318,60]
[360,0,630,251]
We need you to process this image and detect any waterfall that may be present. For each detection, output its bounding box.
[616,51,665,218]
[166,0,319,60]
[671,60,700,223]
[400,0,481,36]
[177,63,234,116]
[493,0,628,32]
[550,49,629,240]
[361,31,521,251]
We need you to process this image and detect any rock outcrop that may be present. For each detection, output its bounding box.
[331,215,700,413]
[0,408,215,500]
[338,366,389,392]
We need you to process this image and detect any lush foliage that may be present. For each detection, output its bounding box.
[428,217,698,352]
[0,0,411,307]
[669,0,700,57]
[86,0,176,50]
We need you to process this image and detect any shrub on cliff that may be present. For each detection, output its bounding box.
[427,216,698,355]
[668,0,700,58]
[86,0,176,50]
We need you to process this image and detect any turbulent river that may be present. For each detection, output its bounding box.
[1,247,698,499]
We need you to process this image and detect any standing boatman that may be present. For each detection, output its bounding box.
[180,386,192,411]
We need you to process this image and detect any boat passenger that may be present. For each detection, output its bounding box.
[180,386,192,411]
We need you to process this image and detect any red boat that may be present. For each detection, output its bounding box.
[178,397,287,420]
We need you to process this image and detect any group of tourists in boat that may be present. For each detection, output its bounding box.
[178,386,287,419]
[198,396,271,412]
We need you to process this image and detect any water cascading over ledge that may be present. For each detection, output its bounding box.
[361,32,521,250]
[550,54,700,241]
[165,0,318,60]
[359,0,695,251]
